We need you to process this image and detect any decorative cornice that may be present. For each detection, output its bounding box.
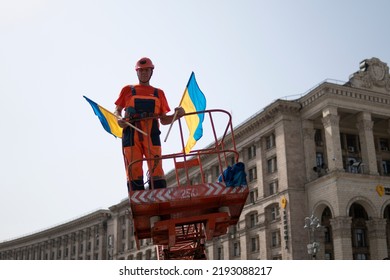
[300,81,390,109]
[234,100,301,140]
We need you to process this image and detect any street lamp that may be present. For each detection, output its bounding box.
[304,214,321,259]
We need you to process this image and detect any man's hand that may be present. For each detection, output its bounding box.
[117,118,128,128]
[174,106,185,118]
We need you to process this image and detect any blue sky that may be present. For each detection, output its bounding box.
[1,0,390,241]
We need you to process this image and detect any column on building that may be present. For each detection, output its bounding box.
[64,235,69,260]
[60,236,66,260]
[126,216,131,254]
[274,117,288,191]
[98,224,105,259]
[222,237,230,260]
[56,238,61,259]
[321,107,344,172]
[302,120,317,181]
[366,218,388,260]
[330,216,353,259]
[113,213,120,259]
[258,228,267,260]
[356,112,379,175]
[92,226,97,259]
[75,232,80,260]
[206,242,214,259]
[82,229,88,260]
[38,243,43,260]
[254,137,264,198]
[50,239,56,260]
[238,233,247,259]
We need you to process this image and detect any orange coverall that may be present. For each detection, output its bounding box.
[115,85,170,190]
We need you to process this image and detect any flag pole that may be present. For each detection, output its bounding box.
[164,73,194,142]
[163,110,178,142]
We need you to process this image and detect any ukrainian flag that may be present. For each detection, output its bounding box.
[84,96,122,138]
[179,72,206,154]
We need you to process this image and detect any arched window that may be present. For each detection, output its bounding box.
[321,207,334,260]
[349,203,369,260]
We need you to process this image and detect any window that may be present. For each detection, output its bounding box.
[314,129,323,146]
[269,181,278,195]
[250,237,259,252]
[271,206,280,221]
[249,189,258,203]
[247,145,256,159]
[355,253,368,260]
[266,134,275,149]
[271,231,281,247]
[324,227,332,243]
[342,133,359,153]
[217,247,223,260]
[249,213,257,228]
[346,157,362,173]
[379,138,389,151]
[267,157,277,173]
[248,166,257,182]
[353,229,367,247]
[382,160,390,175]
[316,153,324,168]
[233,242,240,257]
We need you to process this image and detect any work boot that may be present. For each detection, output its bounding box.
[130,180,145,191]
[152,179,167,189]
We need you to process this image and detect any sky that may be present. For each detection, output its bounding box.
[1,0,390,242]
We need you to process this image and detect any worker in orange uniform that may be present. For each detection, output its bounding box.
[114,57,185,191]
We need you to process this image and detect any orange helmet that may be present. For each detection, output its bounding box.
[135,57,154,70]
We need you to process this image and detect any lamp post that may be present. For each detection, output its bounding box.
[304,214,321,259]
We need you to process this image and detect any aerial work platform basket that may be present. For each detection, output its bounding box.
[127,109,249,260]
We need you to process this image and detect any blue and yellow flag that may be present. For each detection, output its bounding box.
[83,96,122,138]
[179,72,206,154]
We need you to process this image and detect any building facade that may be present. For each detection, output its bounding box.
[0,210,110,260]
[1,57,390,260]
[200,57,390,260]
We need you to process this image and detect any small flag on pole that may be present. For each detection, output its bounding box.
[83,96,122,138]
[179,72,206,154]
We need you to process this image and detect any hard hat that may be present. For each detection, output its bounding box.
[135,57,154,70]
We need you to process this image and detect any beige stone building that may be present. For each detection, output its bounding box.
[0,210,110,260]
[199,57,390,260]
[1,57,390,260]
